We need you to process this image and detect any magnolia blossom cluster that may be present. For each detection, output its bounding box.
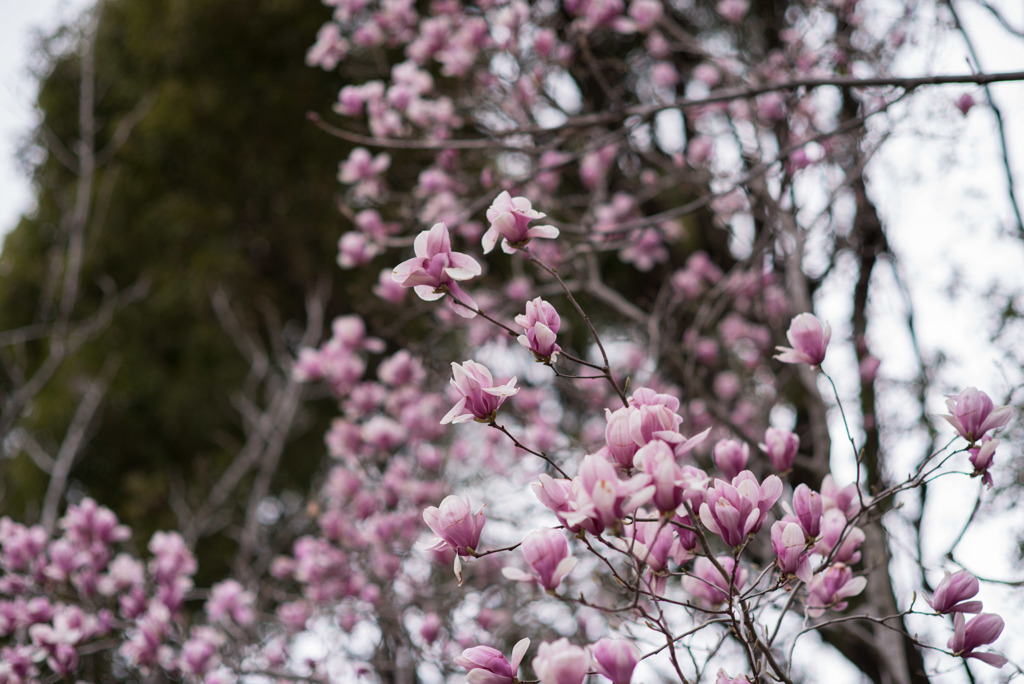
[0,500,264,683]
[926,571,1007,667]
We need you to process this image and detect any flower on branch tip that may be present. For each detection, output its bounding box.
[515,297,562,363]
[926,570,982,615]
[501,528,576,592]
[441,360,518,424]
[483,191,559,254]
[940,387,1012,445]
[948,613,1007,668]
[774,313,830,368]
[422,495,485,557]
[454,638,530,684]
[391,222,482,318]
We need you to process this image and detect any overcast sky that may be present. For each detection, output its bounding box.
[0,0,92,236]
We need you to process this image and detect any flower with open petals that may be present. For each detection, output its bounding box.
[941,387,1012,445]
[699,471,782,547]
[502,529,576,591]
[441,361,518,425]
[423,495,485,557]
[392,223,482,318]
[948,613,1007,668]
[483,191,559,254]
[775,313,830,367]
[927,570,982,615]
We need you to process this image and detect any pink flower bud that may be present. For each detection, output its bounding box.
[760,427,799,472]
[774,313,830,367]
[605,407,639,468]
[968,438,998,487]
[791,484,822,539]
[590,638,640,684]
[955,93,975,116]
[770,521,811,581]
[713,439,749,481]
[515,298,562,362]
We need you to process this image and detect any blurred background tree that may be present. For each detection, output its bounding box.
[0,0,359,581]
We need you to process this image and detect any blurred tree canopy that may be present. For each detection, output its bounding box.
[0,0,356,578]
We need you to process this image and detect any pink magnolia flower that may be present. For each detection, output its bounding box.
[501,528,577,591]
[454,638,531,684]
[515,297,562,362]
[760,427,799,472]
[774,313,830,367]
[391,222,482,318]
[968,437,998,487]
[820,474,861,518]
[563,452,654,534]
[806,563,866,616]
[770,521,812,582]
[713,439,749,481]
[205,580,255,626]
[532,474,574,529]
[441,360,518,424]
[816,509,865,564]
[790,484,822,539]
[422,495,485,556]
[483,191,559,254]
[632,439,686,513]
[926,570,982,615]
[532,638,589,684]
[948,613,1007,668]
[699,471,783,547]
[716,670,751,684]
[604,406,639,468]
[940,387,1012,444]
[590,638,641,684]
[682,556,748,607]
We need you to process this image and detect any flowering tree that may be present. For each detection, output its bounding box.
[2,0,1023,682]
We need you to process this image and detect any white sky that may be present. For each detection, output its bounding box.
[0,0,91,236]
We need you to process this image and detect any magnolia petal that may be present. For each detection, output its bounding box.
[510,637,531,673]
